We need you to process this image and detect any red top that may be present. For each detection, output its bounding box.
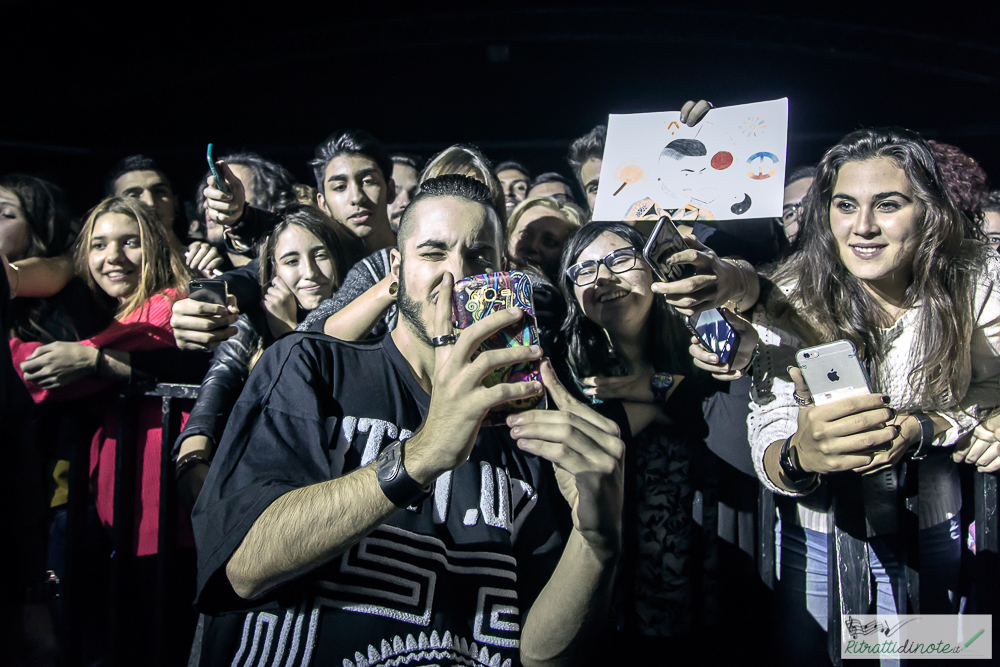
[11,289,193,556]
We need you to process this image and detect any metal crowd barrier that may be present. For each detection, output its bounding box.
[62,383,198,667]
[757,467,998,666]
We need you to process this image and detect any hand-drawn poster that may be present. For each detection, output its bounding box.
[592,98,788,223]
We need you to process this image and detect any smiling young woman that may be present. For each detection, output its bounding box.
[749,127,1000,659]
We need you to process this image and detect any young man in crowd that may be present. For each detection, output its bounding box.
[191,175,626,666]
[496,160,531,217]
[388,153,421,233]
[171,129,397,350]
[312,130,397,256]
[780,165,815,244]
[527,172,577,204]
[567,126,605,215]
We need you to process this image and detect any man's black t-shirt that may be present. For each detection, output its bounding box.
[192,332,569,667]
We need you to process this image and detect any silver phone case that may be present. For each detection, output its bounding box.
[795,340,872,405]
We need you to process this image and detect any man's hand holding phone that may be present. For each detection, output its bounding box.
[404,273,546,485]
[204,160,247,227]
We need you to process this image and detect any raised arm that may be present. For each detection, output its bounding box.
[7,255,75,299]
[511,362,624,666]
[323,274,396,340]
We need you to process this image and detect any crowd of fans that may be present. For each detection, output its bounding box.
[3,98,1000,666]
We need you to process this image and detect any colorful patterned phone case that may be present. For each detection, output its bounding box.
[452,271,546,421]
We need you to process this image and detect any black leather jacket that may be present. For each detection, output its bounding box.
[172,309,271,460]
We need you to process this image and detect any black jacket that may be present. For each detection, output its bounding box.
[173,309,271,460]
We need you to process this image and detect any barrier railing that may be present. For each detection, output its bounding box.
[757,466,998,666]
[63,383,198,667]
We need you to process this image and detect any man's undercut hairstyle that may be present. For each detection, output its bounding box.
[104,154,171,196]
[397,174,499,247]
[660,139,707,161]
[567,125,606,185]
[495,160,531,179]
[310,129,393,191]
[391,153,423,171]
[785,165,817,186]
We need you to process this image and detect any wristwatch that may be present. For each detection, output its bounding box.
[779,436,820,489]
[376,440,432,508]
[650,373,675,402]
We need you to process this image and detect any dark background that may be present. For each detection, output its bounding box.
[4,2,999,213]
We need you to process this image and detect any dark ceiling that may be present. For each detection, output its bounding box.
[4,2,999,212]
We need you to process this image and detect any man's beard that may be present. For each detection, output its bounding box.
[396,261,432,344]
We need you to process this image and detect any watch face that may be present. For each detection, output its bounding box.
[377,442,402,482]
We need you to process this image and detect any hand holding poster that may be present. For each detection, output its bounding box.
[592,98,789,223]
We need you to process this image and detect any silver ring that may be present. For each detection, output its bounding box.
[430,334,458,348]
[793,392,813,407]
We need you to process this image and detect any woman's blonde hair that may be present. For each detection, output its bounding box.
[506,196,585,241]
[419,144,506,225]
[74,197,190,319]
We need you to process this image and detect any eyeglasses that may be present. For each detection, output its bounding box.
[782,202,804,223]
[566,247,639,286]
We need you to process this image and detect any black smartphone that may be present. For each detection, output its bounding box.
[206,143,229,195]
[687,308,741,368]
[643,215,696,282]
[188,279,229,306]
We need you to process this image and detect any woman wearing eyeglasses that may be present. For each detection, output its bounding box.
[557,220,761,660]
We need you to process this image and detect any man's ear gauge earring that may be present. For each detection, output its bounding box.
[389,281,399,297]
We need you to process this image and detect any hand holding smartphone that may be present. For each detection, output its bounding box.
[452,271,546,422]
[644,216,741,367]
[643,215,696,283]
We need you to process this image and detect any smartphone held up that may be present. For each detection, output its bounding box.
[452,271,546,422]
[643,215,741,368]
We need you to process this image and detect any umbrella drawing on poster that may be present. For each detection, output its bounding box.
[592,98,789,223]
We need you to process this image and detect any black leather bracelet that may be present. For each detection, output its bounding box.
[779,436,820,488]
[376,440,432,508]
[909,411,935,460]
[175,451,211,481]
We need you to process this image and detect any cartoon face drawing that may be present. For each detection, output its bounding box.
[656,138,720,207]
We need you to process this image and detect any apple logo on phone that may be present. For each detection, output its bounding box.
[827,369,840,382]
